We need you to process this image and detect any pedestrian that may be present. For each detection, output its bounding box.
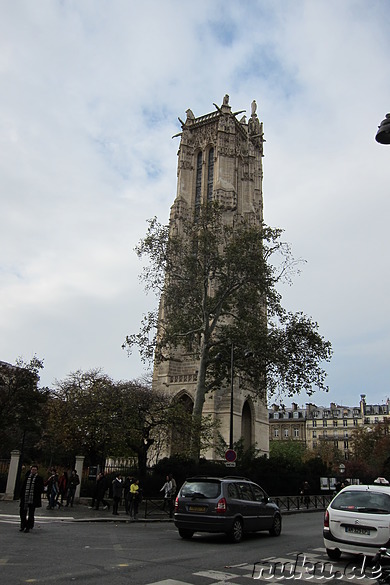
[58,470,69,506]
[160,475,173,513]
[46,467,59,509]
[168,473,177,518]
[124,475,133,515]
[302,481,310,507]
[112,473,124,516]
[19,465,44,533]
[66,469,80,507]
[129,478,141,519]
[95,472,110,511]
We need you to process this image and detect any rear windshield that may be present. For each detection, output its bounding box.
[181,480,221,499]
[331,490,390,514]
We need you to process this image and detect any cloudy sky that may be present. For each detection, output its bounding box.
[1,0,389,408]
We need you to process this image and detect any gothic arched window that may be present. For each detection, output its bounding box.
[207,147,214,201]
[195,151,202,212]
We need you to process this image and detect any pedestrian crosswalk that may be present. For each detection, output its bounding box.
[0,513,74,526]
[147,548,377,585]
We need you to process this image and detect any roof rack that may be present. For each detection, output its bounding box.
[223,476,251,481]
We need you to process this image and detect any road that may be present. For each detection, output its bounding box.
[0,511,377,584]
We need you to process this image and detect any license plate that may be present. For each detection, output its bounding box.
[188,505,207,512]
[345,526,370,535]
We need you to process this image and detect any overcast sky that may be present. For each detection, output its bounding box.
[1,0,389,408]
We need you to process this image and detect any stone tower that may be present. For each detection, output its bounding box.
[152,95,269,459]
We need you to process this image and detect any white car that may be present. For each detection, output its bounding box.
[324,484,390,559]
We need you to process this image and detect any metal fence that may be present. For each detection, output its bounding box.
[273,494,333,512]
[138,493,332,519]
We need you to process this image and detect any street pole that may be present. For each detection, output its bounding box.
[229,342,234,450]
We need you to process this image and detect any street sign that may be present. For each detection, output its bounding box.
[225,449,237,463]
[225,462,236,467]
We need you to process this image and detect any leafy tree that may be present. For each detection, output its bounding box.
[350,422,390,478]
[44,369,117,466]
[45,369,210,476]
[124,204,332,457]
[269,440,307,465]
[0,356,47,458]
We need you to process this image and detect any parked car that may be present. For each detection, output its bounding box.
[324,484,390,559]
[174,476,282,543]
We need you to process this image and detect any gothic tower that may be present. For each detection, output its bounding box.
[152,95,269,459]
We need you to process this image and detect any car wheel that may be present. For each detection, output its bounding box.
[178,528,194,539]
[269,514,282,536]
[227,518,243,543]
[326,548,341,560]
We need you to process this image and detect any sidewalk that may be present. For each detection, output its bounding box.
[0,498,173,523]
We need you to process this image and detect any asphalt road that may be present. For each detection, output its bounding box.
[0,510,376,585]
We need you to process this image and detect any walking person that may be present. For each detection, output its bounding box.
[168,473,177,518]
[129,478,141,519]
[66,469,80,507]
[95,472,109,511]
[58,470,69,506]
[19,465,44,533]
[46,467,59,509]
[124,475,133,515]
[112,473,124,516]
[160,475,173,514]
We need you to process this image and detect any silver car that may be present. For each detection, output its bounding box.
[174,476,282,543]
[324,484,390,559]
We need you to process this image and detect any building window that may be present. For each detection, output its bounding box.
[344,431,348,439]
[333,419,338,427]
[207,148,214,201]
[353,419,358,426]
[313,430,317,438]
[284,429,289,438]
[274,429,279,437]
[312,420,317,427]
[344,440,349,449]
[323,419,328,427]
[323,430,328,438]
[195,151,202,211]
[294,428,299,438]
[343,419,348,427]
[334,441,338,447]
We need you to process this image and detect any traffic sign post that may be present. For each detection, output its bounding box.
[225,449,237,463]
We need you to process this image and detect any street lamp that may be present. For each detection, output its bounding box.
[228,344,253,450]
[229,342,234,449]
[375,113,390,144]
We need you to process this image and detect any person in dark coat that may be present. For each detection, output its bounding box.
[112,474,124,516]
[95,472,109,511]
[19,465,44,532]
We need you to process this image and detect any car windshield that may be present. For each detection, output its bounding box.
[181,481,221,499]
[332,490,390,514]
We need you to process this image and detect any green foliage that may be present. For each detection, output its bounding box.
[43,369,213,476]
[124,203,332,458]
[269,440,307,465]
[349,422,390,479]
[0,357,48,458]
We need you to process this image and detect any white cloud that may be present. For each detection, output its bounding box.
[1,0,389,409]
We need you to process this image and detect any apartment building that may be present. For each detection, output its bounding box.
[269,395,389,460]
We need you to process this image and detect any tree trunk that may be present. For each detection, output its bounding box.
[190,335,209,461]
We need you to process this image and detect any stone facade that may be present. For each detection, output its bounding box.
[269,395,390,459]
[152,95,269,459]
